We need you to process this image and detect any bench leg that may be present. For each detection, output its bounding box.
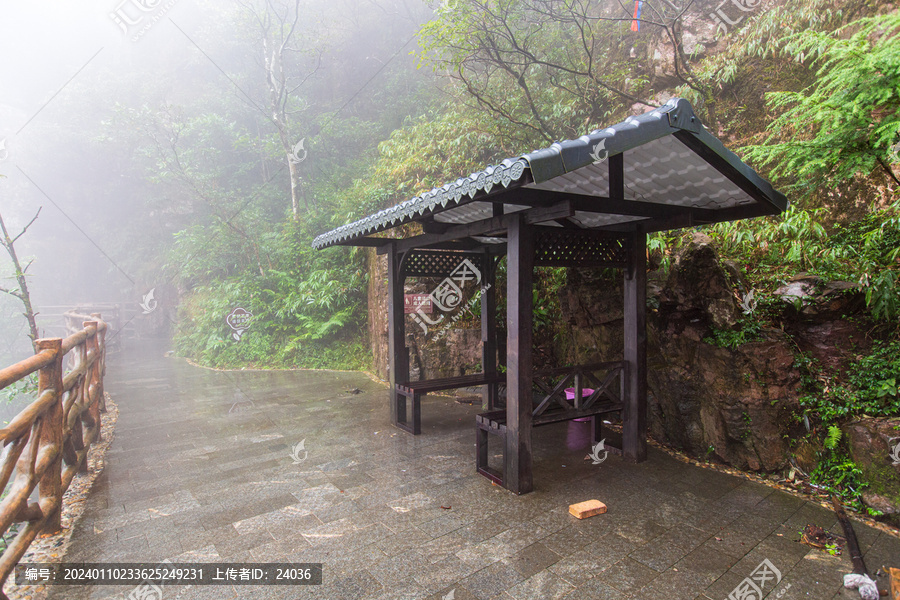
[393,389,407,429]
[592,414,623,456]
[591,415,602,446]
[412,392,422,435]
[475,424,505,486]
[393,389,419,435]
[476,427,488,472]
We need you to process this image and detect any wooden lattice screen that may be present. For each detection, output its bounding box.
[533,229,629,268]
[402,250,486,278]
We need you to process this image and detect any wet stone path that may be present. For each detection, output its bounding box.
[42,348,900,600]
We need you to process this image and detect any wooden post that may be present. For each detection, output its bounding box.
[623,229,647,462]
[84,321,102,447]
[481,253,498,411]
[387,244,408,428]
[36,338,63,533]
[90,314,106,412]
[505,215,534,494]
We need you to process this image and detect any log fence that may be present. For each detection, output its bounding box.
[0,313,108,598]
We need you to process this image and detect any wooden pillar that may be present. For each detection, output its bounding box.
[481,253,497,411]
[505,215,534,494]
[90,313,106,412]
[623,229,647,462]
[387,244,408,427]
[84,321,102,444]
[36,338,63,533]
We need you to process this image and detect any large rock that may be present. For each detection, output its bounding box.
[560,233,802,471]
[648,326,800,471]
[658,233,740,330]
[844,418,900,525]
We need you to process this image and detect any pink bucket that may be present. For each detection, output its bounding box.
[564,388,594,422]
[564,387,594,400]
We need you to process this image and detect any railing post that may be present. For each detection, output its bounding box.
[90,314,107,413]
[83,322,102,446]
[35,338,64,534]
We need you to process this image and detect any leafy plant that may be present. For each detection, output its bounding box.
[824,425,842,450]
[741,12,900,195]
[704,319,763,349]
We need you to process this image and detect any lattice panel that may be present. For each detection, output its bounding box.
[403,250,485,278]
[534,229,629,267]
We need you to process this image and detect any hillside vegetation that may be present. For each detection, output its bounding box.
[132,1,900,512]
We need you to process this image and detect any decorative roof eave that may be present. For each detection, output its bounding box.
[312,158,529,249]
[523,98,787,212]
[313,98,788,250]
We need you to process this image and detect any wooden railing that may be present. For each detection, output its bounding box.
[0,314,108,598]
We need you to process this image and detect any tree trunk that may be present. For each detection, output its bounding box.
[0,210,41,347]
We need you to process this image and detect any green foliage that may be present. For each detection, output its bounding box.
[795,340,900,513]
[848,340,900,409]
[708,201,900,322]
[703,319,762,349]
[741,12,900,197]
[2,373,37,407]
[810,446,873,513]
[799,340,900,426]
[824,425,842,449]
[172,217,369,371]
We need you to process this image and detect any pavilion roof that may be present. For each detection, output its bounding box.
[313,98,787,250]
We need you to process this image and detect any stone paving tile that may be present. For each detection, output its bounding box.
[412,554,480,595]
[559,575,629,600]
[536,523,593,555]
[596,556,660,594]
[636,567,710,600]
[460,559,525,600]
[506,542,561,578]
[506,570,575,600]
[45,350,900,600]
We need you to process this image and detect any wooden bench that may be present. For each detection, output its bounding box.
[475,402,623,485]
[393,372,505,434]
[476,362,625,486]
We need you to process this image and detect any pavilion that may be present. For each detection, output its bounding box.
[313,98,787,494]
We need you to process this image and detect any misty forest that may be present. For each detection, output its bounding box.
[2,0,900,598]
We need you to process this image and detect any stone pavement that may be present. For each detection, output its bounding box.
[38,347,900,600]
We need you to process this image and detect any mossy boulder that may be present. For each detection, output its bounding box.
[844,418,900,526]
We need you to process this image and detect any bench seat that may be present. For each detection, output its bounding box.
[393,372,505,434]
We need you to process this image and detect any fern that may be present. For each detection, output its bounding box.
[824,425,842,450]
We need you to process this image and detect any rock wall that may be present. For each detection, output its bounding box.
[368,251,389,380]
[844,418,900,526]
[560,233,802,471]
[367,251,482,382]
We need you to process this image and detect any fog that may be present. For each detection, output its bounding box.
[1,0,433,363]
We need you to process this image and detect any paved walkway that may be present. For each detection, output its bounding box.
[43,347,900,600]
